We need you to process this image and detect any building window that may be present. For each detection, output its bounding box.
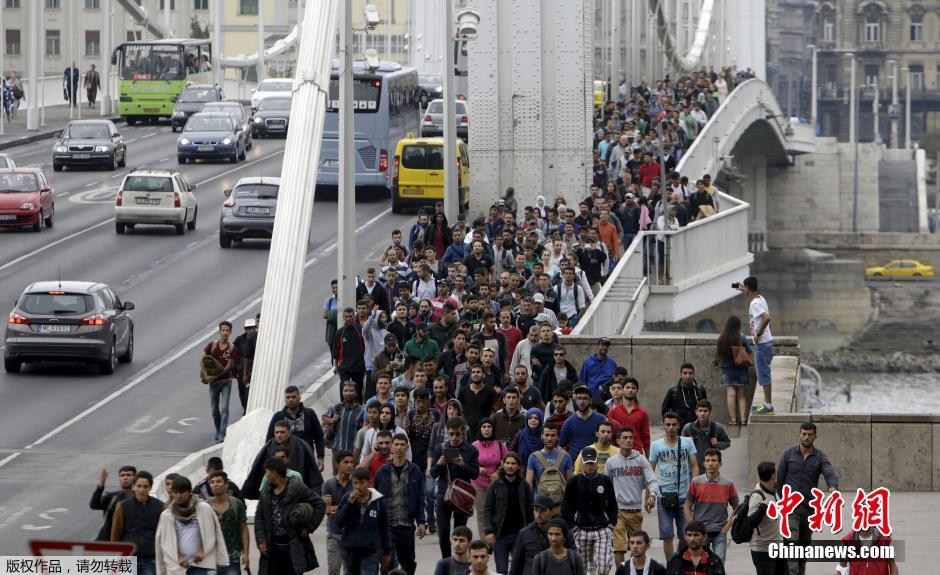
[5,0,21,8]
[864,65,879,88]
[5,29,21,55]
[127,30,142,42]
[910,65,924,91]
[864,21,880,43]
[823,19,835,43]
[85,0,100,8]
[194,0,208,9]
[160,0,176,8]
[85,30,100,56]
[239,0,258,15]
[911,18,923,42]
[46,30,60,56]
[45,0,59,8]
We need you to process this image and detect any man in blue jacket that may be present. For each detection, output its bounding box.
[579,337,618,396]
[374,433,427,575]
[336,467,391,575]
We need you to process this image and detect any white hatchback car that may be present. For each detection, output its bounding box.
[114,168,198,235]
[250,78,294,112]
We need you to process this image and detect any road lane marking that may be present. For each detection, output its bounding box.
[0,150,286,274]
[18,205,391,453]
[126,138,138,143]
[141,132,157,139]
[84,182,97,188]
[0,453,19,468]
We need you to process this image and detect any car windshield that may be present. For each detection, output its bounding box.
[0,173,38,192]
[63,124,111,139]
[419,74,442,84]
[185,116,233,132]
[203,104,242,119]
[234,184,279,199]
[19,293,95,315]
[178,88,217,103]
[259,98,291,111]
[123,176,173,193]
[260,81,292,92]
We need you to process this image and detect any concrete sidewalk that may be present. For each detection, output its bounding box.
[0,103,124,150]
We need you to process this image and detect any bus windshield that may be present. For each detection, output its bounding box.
[120,44,184,81]
[327,77,382,113]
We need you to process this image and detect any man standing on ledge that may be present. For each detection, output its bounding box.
[740,276,774,415]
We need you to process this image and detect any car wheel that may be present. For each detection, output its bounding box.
[238,144,247,161]
[914,273,922,277]
[53,163,62,172]
[116,222,126,234]
[99,339,117,375]
[247,136,253,150]
[118,150,126,168]
[187,207,197,231]
[220,230,232,248]
[32,214,41,232]
[174,222,185,235]
[171,124,177,133]
[230,149,239,163]
[873,272,882,277]
[4,358,21,374]
[178,155,187,164]
[44,207,54,229]
[118,329,134,364]
[392,198,403,214]
[110,154,118,171]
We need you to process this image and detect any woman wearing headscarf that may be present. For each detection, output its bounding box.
[360,404,411,463]
[509,408,544,470]
[471,417,506,536]
[534,195,548,219]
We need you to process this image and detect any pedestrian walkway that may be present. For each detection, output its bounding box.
[0,104,123,150]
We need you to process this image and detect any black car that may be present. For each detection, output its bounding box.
[53,120,127,171]
[219,177,280,248]
[250,96,291,138]
[4,280,134,375]
[417,73,444,107]
[171,84,224,132]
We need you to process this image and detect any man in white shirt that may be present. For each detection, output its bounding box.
[555,269,587,328]
[740,276,774,415]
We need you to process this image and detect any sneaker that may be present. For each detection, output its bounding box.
[753,405,775,415]
[428,522,437,534]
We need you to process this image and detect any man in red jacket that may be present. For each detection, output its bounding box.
[838,527,898,575]
[608,378,651,457]
[638,153,661,196]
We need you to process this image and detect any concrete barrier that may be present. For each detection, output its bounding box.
[558,334,799,426]
[747,354,940,491]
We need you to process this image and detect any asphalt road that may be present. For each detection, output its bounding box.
[0,125,412,553]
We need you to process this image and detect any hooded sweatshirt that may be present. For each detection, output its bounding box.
[604,450,659,509]
[363,311,389,371]
[335,487,392,554]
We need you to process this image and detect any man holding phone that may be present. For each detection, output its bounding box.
[431,417,481,558]
[738,276,774,415]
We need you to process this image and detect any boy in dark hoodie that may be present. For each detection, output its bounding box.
[336,467,392,574]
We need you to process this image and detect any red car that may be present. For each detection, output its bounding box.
[0,168,55,232]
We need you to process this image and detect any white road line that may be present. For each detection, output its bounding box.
[110,172,124,178]
[159,157,170,162]
[0,453,20,468]
[0,151,286,274]
[126,139,138,143]
[18,206,391,453]
[84,182,97,188]
[141,132,157,139]
[56,191,70,197]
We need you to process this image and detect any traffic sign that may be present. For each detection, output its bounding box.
[29,540,135,556]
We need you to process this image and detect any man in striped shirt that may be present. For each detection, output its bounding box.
[684,448,739,564]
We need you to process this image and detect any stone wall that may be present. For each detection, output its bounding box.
[768,231,940,269]
[559,335,799,426]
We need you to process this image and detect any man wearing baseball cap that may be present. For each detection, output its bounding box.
[403,321,440,362]
[509,495,575,575]
[560,446,618,575]
[531,292,558,330]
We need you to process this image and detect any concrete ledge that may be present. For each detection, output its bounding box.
[0,116,125,151]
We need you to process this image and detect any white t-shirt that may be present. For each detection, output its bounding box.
[749,296,773,344]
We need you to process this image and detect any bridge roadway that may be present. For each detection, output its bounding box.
[0,124,413,552]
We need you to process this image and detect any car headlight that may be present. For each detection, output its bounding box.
[253,117,263,123]
[435,86,443,93]
[20,202,35,210]
[54,145,67,153]
[94,145,111,153]
[179,137,191,145]
[221,138,233,145]
[173,110,185,117]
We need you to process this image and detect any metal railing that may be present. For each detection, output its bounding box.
[571,190,749,336]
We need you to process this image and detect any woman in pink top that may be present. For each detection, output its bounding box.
[471,417,506,536]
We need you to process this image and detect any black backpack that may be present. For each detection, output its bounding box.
[730,490,767,544]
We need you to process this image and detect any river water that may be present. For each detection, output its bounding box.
[806,372,940,413]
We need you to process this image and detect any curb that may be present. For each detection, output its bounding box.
[0,116,126,151]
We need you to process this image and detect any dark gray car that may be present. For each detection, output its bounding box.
[52,120,127,171]
[171,84,224,131]
[250,96,291,138]
[4,281,135,375]
[219,177,280,248]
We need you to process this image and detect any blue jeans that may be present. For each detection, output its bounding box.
[656,497,687,540]
[494,533,517,574]
[137,560,156,575]
[342,549,379,575]
[186,568,213,575]
[755,341,774,387]
[623,232,637,250]
[708,531,728,563]
[209,379,232,440]
[425,476,437,524]
[216,562,241,575]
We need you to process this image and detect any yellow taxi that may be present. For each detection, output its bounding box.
[594,80,606,106]
[865,259,935,279]
[391,135,470,214]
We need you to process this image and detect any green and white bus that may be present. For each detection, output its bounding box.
[111,39,213,125]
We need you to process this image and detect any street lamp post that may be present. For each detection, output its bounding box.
[872,77,880,146]
[853,83,860,233]
[903,66,911,149]
[888,59,898,149]
[100,0,112,115]
[807,44,817,133]
[338,0,357,311]
[846,53,856,145]
[443,0,458,223]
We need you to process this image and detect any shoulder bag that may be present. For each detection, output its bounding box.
[732,334,754,368]
[660,437,682,510]
[443,445,475,517]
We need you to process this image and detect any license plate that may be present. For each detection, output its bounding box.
[197,145,214,151]
[38,324,71,334]
[135,198,161,205]
[144,108,160,113]
[322,159,340,168]
[246,207,271,215]
[0,214,15,221]
[73,153,90,159]
[400,187,425,197]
